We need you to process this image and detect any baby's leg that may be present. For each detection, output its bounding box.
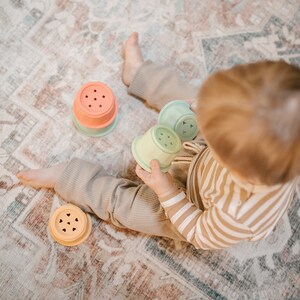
[17,162,67,189]
[53,158,184,241]
[17,158,184,241]
[123,33,198,111]
[122,32,144,87]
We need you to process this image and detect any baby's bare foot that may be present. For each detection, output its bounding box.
[16,162,67,189]
[122,32,144,86]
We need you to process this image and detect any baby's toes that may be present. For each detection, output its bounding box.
[16,169,46,188]
[16,170,33,181]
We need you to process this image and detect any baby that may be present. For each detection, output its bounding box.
[17,32,300,250]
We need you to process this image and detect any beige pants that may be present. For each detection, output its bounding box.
[55,61,199,241]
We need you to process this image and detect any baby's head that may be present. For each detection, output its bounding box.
[196,61,300,185]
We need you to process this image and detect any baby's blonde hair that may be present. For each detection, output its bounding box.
[197,61,300,185]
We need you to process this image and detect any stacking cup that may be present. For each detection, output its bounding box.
[158,100,198,141]
[72,82,119,137]
[49,204,92,247]
[131,124,181,172]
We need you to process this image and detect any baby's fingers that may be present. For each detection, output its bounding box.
[150,160,162,175]
[135,164,151,182]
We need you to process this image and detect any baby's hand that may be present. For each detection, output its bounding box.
[186,99,197,112]
[135,160,177,197]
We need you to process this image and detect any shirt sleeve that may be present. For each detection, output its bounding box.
[159,190,253,250]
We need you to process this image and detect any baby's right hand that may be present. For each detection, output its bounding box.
[135,160,177,197]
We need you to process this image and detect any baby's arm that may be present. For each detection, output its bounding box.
[137,160,253,249]
[160,194,253,249]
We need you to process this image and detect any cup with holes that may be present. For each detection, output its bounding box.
[131,124,181,172]
[49,204,92,246]
[158,100,198,141]
[72,82,119,137]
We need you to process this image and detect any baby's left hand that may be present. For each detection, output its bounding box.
[135,160,177,197]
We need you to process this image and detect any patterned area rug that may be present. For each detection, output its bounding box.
[1,1,300,299]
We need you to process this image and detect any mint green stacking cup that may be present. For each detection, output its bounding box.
[158,100,198,141]
[131,125,181,172]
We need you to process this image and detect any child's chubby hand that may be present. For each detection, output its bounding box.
[135,160,178,197]
[186,99,197,112]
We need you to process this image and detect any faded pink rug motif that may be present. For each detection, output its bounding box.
[1,1,300,299]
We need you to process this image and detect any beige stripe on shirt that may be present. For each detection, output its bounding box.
[159,148,296,250]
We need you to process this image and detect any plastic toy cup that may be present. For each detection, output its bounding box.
[158,100,198,141]
[131,125,181,172]
[49,204,92,247]
[72,82,119,137]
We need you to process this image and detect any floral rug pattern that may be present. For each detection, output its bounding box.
[0,1,300,299]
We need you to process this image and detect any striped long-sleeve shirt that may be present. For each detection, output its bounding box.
[159,147,298,250]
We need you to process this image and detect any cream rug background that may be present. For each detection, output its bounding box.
[0,1,300,299]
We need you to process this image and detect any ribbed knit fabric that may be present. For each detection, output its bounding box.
[55,157,185,240]
[128,60,199,110]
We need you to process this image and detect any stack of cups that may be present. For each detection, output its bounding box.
[72,82,119,137]
[132,100,198,172]
[131,124,182,172]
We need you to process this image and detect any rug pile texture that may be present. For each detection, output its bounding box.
[0,1,299,299]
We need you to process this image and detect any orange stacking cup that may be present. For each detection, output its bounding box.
[49,204,92,246]
[72,82,119,137]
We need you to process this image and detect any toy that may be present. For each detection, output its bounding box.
[131,100,198,172]
[72,82,119,137]
[49,204,92,246]
[158,100,198,141]
[131,124,181,172]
